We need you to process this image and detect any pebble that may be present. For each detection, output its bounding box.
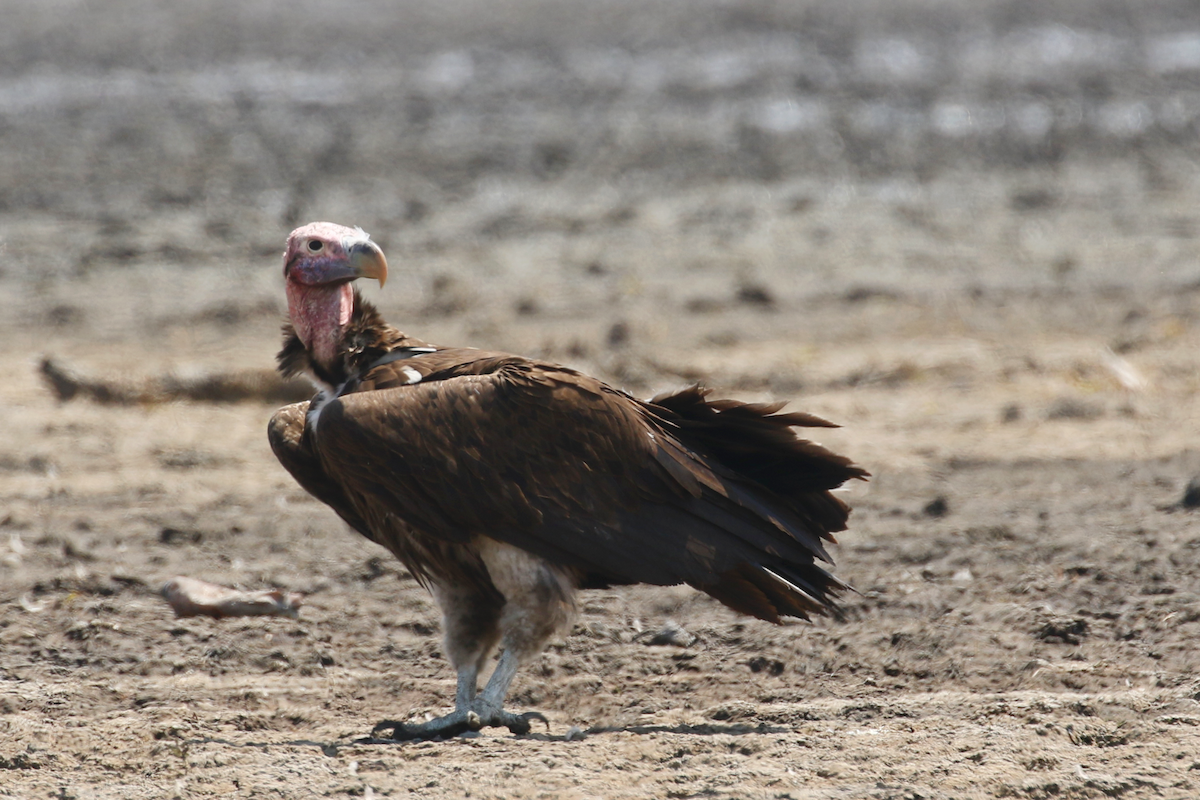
[646,620,697,647]
[1181,476,1200,509]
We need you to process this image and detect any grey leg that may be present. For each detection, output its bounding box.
[477,647,521,712]
[474,647,549,735]
[368,585,498,742]
[367,546,571,742]
[454,661,478,711]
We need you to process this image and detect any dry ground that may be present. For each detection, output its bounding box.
[2,1,1200,798]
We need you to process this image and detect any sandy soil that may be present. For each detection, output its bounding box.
[2,1,1200,798]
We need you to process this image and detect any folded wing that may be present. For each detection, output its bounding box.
[307,357,866,621]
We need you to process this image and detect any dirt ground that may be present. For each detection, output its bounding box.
[3,1,1200,798]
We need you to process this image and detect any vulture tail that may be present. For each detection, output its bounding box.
[649,385,868,535]
[700,562,845,623]
[651,385,866,621]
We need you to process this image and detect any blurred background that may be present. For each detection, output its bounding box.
[1,0,1198,387]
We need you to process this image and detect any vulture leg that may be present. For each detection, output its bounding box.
[464,540,570,733]
[370,543,566,740]
[370,584,502,741]
[474,647,549,734]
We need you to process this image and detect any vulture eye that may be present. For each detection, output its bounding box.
[307,240,323,253]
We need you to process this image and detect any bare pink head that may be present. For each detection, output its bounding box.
[283,222,388,288]
[282,222,388,367]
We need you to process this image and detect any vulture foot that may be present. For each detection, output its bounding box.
[367,710,481,742]
[491,709,549,735]
[365,708,548,742]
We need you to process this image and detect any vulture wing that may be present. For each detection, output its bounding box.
[309,353,864,621]
[269,402,373,538]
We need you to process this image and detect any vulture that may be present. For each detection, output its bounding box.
[268,221,867,740]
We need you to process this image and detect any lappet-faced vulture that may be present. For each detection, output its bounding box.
[268,221,867,740]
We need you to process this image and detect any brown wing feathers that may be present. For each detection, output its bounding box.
[268,404,374,539]
[649,385,868,499]
[273,294,864,622]
[305,356,860,619]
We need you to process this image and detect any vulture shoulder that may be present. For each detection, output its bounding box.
[268,402,374,539]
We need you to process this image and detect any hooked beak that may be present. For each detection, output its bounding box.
[346,238,388,288]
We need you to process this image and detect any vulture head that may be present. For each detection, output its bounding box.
[282,222,388,368]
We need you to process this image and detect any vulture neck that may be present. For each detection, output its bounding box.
[285,279,355,376]
[283,280,352,383]
[278,288,408,392]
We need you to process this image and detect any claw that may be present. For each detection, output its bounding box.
[501,710,550,735]
[368,719,405,740]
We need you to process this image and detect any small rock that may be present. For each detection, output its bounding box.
[735,282,775,308]
[708,702,755,721]
[1036,617,1088,644]
[159,527,203,546]
[564,726,586,742]
[923,496,949,517]
[1181,477,1200,510]
[1046,398,1102,421]
[1010,187,1058,211]
[746,656,785,675]
[842,286,898,304]
[685,297,724,314]
[646,620,696,647]
[514,297,539,316]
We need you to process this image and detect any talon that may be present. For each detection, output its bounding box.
[369,720,408,741]
[504,711,550,735]
[369,722,421,742]
[465,711,483,731]
[506,717,531,735]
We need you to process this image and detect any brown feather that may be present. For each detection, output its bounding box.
[271,293,865,622]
